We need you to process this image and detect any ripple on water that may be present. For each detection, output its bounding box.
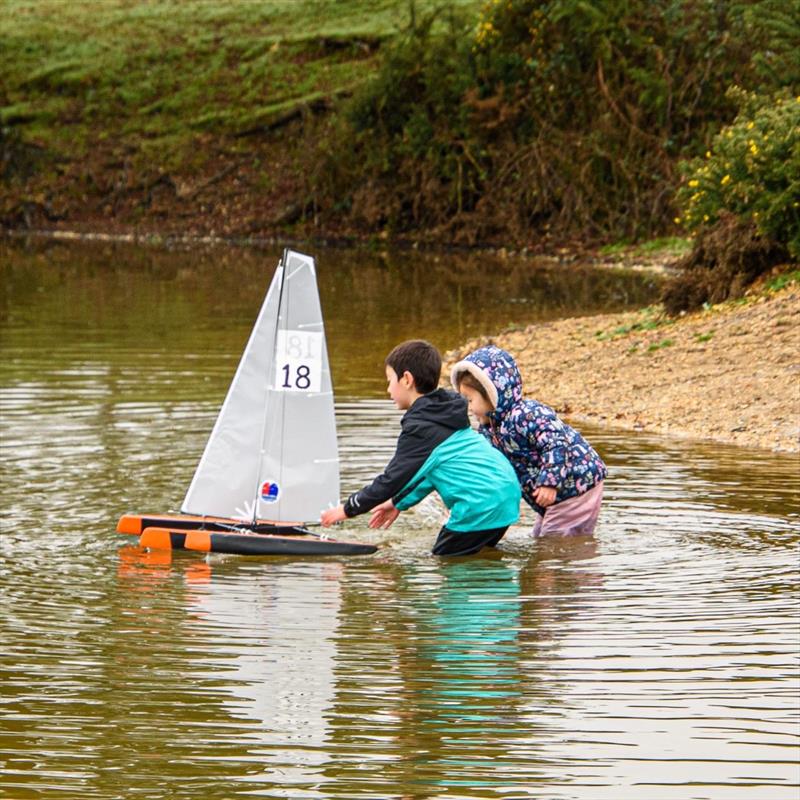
[2,243,799,799]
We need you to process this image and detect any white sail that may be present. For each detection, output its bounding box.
[181,250,340,523]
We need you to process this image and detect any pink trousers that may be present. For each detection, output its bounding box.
[532,480,604,537]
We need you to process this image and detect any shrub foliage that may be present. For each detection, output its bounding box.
[309,0,799,244]
[676,89,800,259]
[661,89,798,314]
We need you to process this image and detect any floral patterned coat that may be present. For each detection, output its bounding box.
[451,345,607,516]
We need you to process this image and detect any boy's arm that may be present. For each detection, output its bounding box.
[369,499,400,529]
[393,474,435,511]
[343,426,430,518]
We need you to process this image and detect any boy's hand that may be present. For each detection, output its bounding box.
[369,499,400,529]
[321,504,347,527]
[533,486,557,507]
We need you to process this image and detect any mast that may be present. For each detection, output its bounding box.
[250,248,288,526]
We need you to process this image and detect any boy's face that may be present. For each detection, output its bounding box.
[385,366,416,410]
[459,384,493,424]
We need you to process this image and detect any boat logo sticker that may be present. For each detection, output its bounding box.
[261,481,280,503]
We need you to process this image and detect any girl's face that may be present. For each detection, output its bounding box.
[459,384,493,424]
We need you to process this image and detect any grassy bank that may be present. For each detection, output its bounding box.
[1,0,482,234]
[2,0,480,162]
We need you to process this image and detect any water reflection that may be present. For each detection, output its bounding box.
[412,558,523,792]
[183,562,343,791]
[1,236,661,397]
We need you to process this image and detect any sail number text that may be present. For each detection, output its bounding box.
[275,330,323,393]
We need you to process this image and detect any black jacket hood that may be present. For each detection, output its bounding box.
[402,388,470,433]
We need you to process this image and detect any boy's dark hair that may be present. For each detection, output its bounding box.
[455,371,491,403]
[385,339,442,394]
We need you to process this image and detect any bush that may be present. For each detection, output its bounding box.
[662,88,799,314]
[310,6,479,234]
[675,88,800,259]
[661,212,790,314]
[309,0,797,245]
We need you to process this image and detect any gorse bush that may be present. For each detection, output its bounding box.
[309,0,799,244]
[676,89,800,259]
[661,88,798,314]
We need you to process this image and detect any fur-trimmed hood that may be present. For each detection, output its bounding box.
[450,345,522,418]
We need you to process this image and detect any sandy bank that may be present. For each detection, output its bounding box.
[446,284,800,453]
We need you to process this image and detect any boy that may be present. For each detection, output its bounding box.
[321,340,521,556]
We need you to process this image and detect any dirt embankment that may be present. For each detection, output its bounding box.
[446,284,800,453]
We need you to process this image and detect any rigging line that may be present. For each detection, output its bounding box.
[251,250,288,528]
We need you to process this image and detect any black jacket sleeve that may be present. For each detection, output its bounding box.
[343,423,433,517]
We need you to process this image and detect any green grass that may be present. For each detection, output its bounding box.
[766,269,800,292]
[594,308,669,341]
[1,0,483,170]
[647,338,674,352]
[599,236,692,258]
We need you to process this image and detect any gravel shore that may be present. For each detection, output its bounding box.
[446,284,800,453]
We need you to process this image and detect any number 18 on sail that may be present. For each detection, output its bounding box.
[275,330,323,392]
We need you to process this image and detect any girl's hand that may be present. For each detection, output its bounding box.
[369,499,400,529]
[321,504,347,527]
[533,486,557,507]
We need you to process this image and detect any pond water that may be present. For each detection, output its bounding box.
[1,238,798,799]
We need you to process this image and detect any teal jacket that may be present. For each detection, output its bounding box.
[394,426,521,531]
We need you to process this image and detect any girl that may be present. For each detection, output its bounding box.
[451,345,606,537]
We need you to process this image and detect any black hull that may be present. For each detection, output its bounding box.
[139,527,377,556]
[204,531,377,556]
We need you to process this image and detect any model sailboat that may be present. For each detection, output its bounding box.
[117,249,376,556]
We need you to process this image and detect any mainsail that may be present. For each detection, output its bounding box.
[181,250,340,522]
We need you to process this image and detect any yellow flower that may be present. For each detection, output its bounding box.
[674,217,681,224]
[706,151,711,158]
[688,179,699,188]
[721,174,731,186]
[747,121,754,130]
[750,143,758,155]
[703,214,710,222]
